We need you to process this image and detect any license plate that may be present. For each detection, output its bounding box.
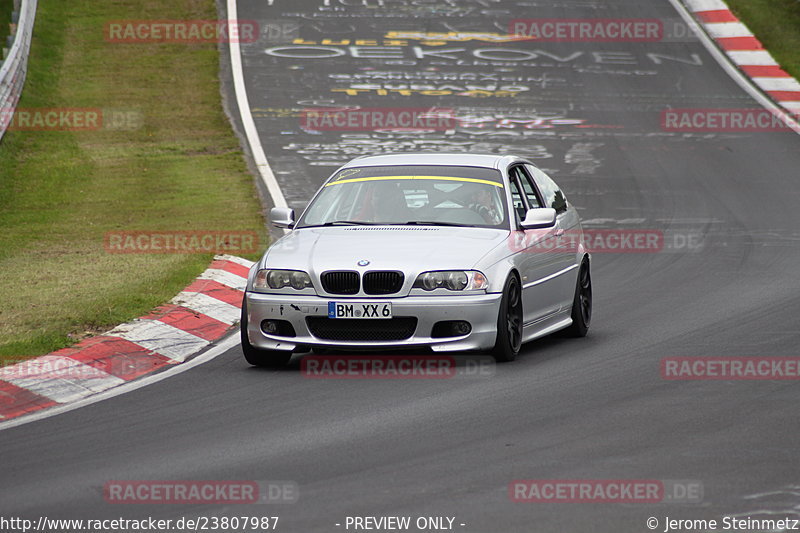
[328,302,392,319]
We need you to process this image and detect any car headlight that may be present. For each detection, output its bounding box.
[254,269,313,290]
[412,270,488,291]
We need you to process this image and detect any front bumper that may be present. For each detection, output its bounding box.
[244,291,502,352]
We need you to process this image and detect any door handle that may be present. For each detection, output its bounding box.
[554,229,565,237]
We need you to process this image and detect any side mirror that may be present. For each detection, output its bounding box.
[269,207,295,229]
[520,208,556,229]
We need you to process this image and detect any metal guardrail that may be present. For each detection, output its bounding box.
[0,0,37,142]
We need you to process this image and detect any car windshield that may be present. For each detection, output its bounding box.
[296,165,508,229]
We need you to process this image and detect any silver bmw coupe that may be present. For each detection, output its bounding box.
[241,153,591,366]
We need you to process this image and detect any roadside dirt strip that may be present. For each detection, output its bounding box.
[0,255,253,421]
[685,0,800,114]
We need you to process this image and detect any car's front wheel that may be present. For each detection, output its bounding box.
[492,274,523,362]
[240,297,293,367]
[564,257,592,337]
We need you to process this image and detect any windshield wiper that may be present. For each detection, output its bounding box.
[307,220,384,227]
[404,221,476,227]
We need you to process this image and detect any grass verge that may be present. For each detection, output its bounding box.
[0,0,266,362]
[0,0,12,50]
[725,0,800,81]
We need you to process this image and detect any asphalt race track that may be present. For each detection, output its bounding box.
[2,0,800,531]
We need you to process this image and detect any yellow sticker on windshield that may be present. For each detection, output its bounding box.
[334,168,361,180]
[325,175,504,187]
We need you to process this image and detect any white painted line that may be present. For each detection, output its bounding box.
[173,291,241,325]
[727,50,778,66]
[704,22,752,39]
[684,0,729,12]
[667,0,800,134]
[107,319,209,362]
[752,77,800,92]
[0,334,240,432]
[226,3,289,219]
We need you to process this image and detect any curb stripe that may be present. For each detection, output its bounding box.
[198,268,248,291]
[704,22,752,39]
[753,78,800,91]
[217,254,255,268]
[173,291,241,325]
[740,65,791,78]
[3,356,126,404]
[0,254,254,422]
[685,0,729,11]
[688,2,800,120]
[695,9,737,23]
[0,381,56,419]
[151,306,231,342]
[716,36,763,51]
[210,258,250,278]
[52,336,175,381]
[726,50,777,65]
[183,278,245,307]
[107,319,210,363]
[765,91,800,101]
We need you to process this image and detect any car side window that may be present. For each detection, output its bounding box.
[507,173,527,222]
[526,164,567,213]
[513,165,543,209]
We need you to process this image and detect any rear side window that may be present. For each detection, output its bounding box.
[508,176,526,222]
[526,164,567,213]
[511,165,542,209]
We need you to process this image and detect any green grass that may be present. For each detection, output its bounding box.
[0,0,267,362]
[725,0,800,81]
[0,0,12,50]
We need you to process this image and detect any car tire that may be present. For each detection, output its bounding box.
[564,257,592,337]
[240,297,293,367]
[492,274,523,362]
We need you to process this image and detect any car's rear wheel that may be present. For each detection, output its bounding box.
[564,257,592,337]
[240,297,293,367]
[492,274,523,362]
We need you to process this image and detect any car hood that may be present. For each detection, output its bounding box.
[263,226,509,273]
